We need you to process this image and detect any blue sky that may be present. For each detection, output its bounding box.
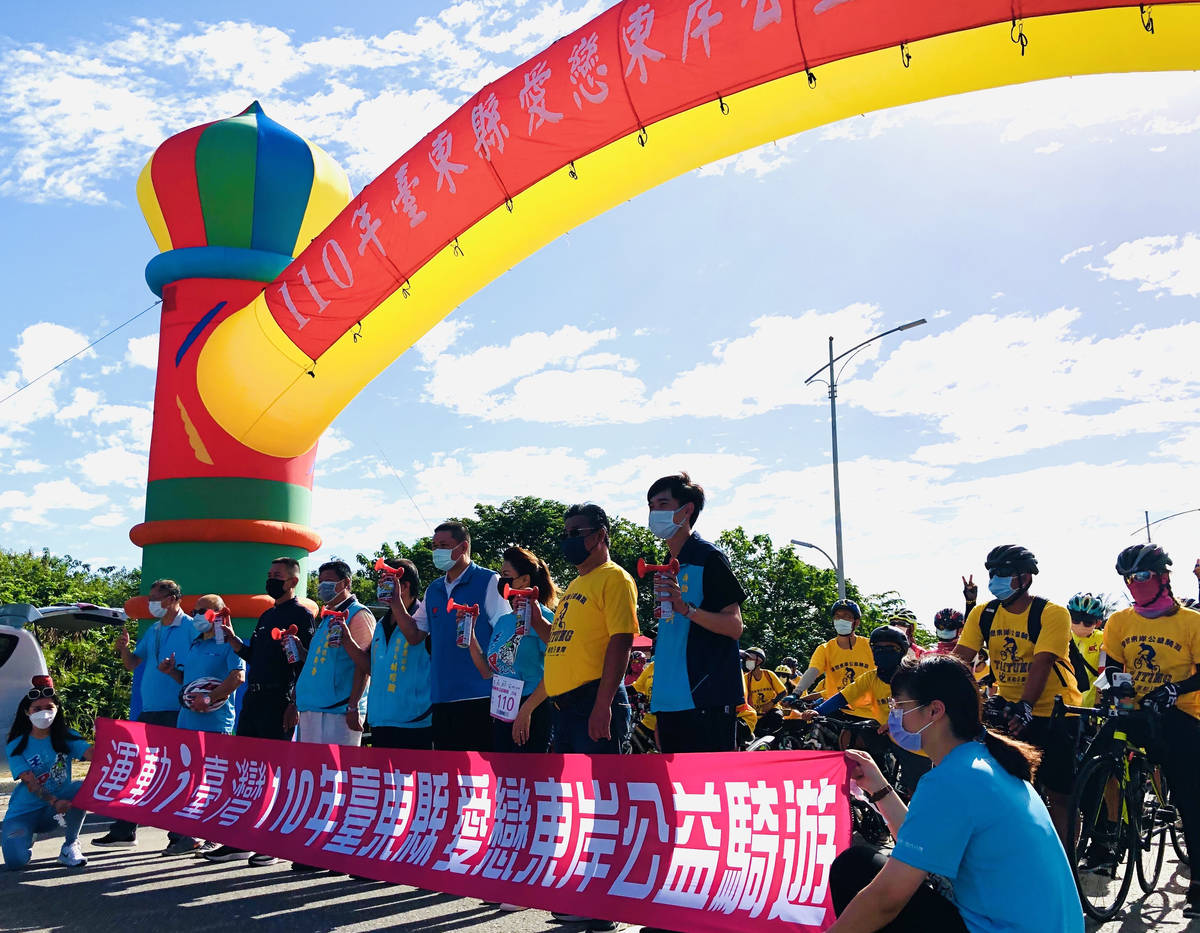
[3,1,1200,626]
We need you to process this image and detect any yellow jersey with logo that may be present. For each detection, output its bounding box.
[1104,606,1200,720]
[958,600,1081,716]
[744,668,786,715]
[809,636,875,716]
[632,661,657,731]
[545,561,639,696]
[1072,628,1106,708]
[839,669,928,758]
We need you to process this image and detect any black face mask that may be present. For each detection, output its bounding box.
[265,578,286,599]
[873,648,902,683]
[497,575,514,598]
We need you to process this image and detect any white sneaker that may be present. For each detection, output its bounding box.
[499,904,527,912]
[59,841,88,867]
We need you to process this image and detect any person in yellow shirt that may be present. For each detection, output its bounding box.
[1067,593,1107,708]
[789,599,875,718]
[743,646,787,735]
[1104,544,1200,909]
[954,544,1080,842]
[630,659,658,748]
[539,502,638,759]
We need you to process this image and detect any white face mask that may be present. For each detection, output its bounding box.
[30,709,57,729]
[648,508,683,540]
[833,619,855,636]
[743,658,757,672]
[148,600,167,619]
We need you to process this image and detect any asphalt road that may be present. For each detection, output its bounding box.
[0,800,1195,931]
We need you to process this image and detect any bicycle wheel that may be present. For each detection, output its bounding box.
[1163,773,1190,867]
[1068,755,1134,921]
[1131,763,1166,893]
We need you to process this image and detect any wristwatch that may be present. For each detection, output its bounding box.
[866,786,895,804]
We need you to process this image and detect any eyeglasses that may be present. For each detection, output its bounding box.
[26,686,56,700]
[561,527,597,540]
[886,697,922,711]
[1125,571,1156,583]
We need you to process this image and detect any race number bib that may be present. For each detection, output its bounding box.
[490,675,524,723]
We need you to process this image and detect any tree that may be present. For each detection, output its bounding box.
[0,548,140,737]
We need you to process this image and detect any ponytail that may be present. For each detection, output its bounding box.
[980,727,1041,783]
[501,546,559,610]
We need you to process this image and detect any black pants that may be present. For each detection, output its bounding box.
[753,708,784,738]
[371,726,433,750]
[551,681,631,754]
[830,845,968,932]
[657,706,737,753]
[491,699,553,753]
[236,689,292,741]
[1147,708,1200,865]
[109,709,180,841]
[432,698,493,752]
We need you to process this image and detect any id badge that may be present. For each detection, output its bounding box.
[490,674,524,723]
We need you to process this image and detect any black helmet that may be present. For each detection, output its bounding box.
[984,544,1039,576]
[1115,543,1172,576]
[869,625,909,651]
[933,608,964,629]
[830,598,862,621]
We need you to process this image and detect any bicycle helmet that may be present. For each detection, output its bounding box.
[869,625,910,652]
[746,645,767,661]
[830,598,862,621]
[630,650,646,662]
[984,544,1039,576]
[1066,592,1106,621]
[887,607,917,626]
[1114,543,1172,576]
[775,664,792,676]
[1181,597,1198,609]
[933,608,964,629]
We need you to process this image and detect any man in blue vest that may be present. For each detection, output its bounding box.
[645,472,746,753]
[342,558,434,749]
[294,560,375,746]
[390,521,506,751]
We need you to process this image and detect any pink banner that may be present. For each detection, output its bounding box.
[78,719,849,932]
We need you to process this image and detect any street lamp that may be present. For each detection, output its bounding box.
[791,539,838,572]
[1130,508,1200,540]
[803,318,927,600]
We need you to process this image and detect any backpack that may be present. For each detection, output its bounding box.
[978,597,1089,693]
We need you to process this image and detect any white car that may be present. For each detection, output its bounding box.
[0,604,50,741]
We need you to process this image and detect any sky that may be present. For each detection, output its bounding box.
[2,1,1200,633]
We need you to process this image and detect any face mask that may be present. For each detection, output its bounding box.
[560,535,592,566]
[987,575,1017,601]
[1070,622,1095,638]
[148,600,166,619]
[317,581,338,602]
[887,705,931,752]
[936,628,959,641]
[30,709,57,730]
[432,548,456,572]
[872,648,902,682]
[496,575,514,598]
[743,658,757,672]
[192,612,213,634]
[648,508,682,540]
[833,619,854,636]
[1129,578,1175,617]
[1128,578,1162,606]
[265,578,287,599]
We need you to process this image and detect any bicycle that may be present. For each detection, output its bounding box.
[1057,696,1185,921]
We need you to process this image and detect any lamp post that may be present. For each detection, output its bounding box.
[791,539,838,573]
[1130,508,1200,540]
[804,319,927,600]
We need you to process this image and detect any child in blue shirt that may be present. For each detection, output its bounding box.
[4,675,92,870]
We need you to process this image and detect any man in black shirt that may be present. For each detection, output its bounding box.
[204,556,314,865]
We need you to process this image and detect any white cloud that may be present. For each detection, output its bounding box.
[125,334,159,369]
[1059,245,1093,264]
[89,509,129,528]
[1087,233,1200,297]
[0,479,108,526]
[1034,141,1063,155]
[73,445,148,487]
[56,388,100,421]
[319,429,353,458]
[10,459,47,474]
[0,323,92,429]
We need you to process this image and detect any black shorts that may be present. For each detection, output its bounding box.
[432,698,493,752]
[657,706,737,753]
[1023,715,1076,795]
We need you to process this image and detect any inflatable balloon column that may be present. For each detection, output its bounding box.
[125,102,350,668]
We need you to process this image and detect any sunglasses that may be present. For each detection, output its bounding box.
[26,686,56,700]
[1125,571,1156,583]
[560,527,598,540]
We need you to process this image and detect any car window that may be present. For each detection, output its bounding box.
[0,633,17,669]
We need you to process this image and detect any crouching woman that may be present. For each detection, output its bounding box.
[3,675,92,869]
[827,654,1082,933]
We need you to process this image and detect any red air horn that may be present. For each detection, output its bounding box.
[374,557,404,601]
[503,584,539,636]
[322,608,348,648]
[637,558,680,622]
[272,624,300,663]
[447,598,480,648]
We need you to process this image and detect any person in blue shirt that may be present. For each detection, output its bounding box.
[645,472,746,753]
[4,675,92,870]
[341,558,434,750]
[95,577,194,849]
[826,653,1083,933]
[468,546,557,753]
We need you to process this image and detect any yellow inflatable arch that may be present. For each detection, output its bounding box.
[186,1,1199,458]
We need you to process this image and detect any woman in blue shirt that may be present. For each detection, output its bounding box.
[4,675,92,870]
[827,653,1083,933]
[468,546,557,753]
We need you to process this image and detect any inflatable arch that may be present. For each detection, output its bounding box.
[128,0,1200,626]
